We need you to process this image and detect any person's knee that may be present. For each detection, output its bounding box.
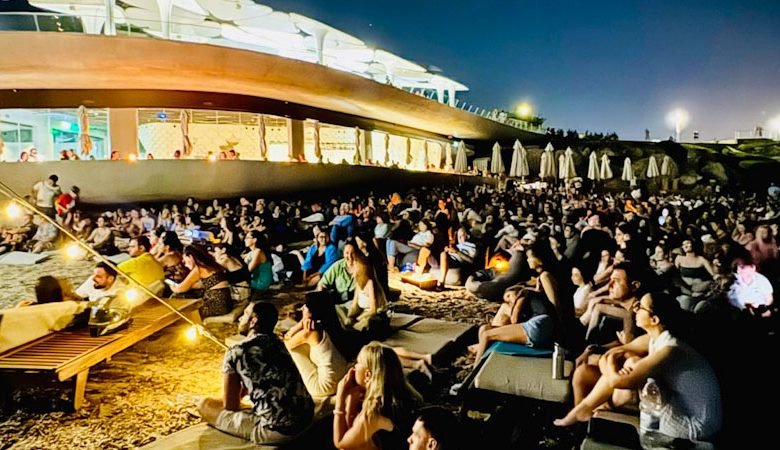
[197,397,222,424]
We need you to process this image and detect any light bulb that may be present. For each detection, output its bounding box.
[5,202,22,218]
[125,288,141,304]
[208,154,217,162]
[185,325,200,341]
[65,243,83,259]
[128,154,138,162]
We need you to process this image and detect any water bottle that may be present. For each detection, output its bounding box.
[639,378,663,446]
[552,343,565,379]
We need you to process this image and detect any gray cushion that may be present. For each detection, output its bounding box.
[471,353,574,403]
[383,319,473,358]
[0,251,51,265]
[139,423,268,450]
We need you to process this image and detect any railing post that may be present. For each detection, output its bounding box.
[33,14,40,32]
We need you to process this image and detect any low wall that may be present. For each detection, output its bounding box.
[0,161,489,205]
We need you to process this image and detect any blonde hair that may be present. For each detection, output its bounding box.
[357,342,421,429]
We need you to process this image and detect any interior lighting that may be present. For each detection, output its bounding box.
[665,108,690,141]
[128,154,137,162]
[5,201,22,218]
[208,153,218,162]
[768,115,780,139]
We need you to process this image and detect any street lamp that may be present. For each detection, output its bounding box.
[768,115,780,140]
[515,102,533,119]
[665,108,690,142]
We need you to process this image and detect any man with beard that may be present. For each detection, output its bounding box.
[75,262,125,302]
[197,302,314,445]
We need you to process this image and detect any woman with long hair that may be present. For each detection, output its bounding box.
[243,230,274,297]
[157,231,189,285]
[168,245,232,317]
[284,295,349,398]
[213,243,251,304]
[344,251,389,337]
[471,240,572,366]
[554,293,722,444]
[333,342,422,450]
[294,230,339,287]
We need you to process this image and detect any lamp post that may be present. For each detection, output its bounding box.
[515,102,533,119]
[665,108,690,142]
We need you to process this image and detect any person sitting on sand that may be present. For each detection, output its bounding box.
[317,241,358,303]
[85,216,118,256]
[385,219,434,271]
[168,245,232,318]
[243,230,274,298]
[198,302,313,445]
[340,251,390,339]
[117,236,164,290]
[284,297,349,399]
[292,230,339,287]
[554,293,722,445]
[333,342,422,450]
[470,240,571,366]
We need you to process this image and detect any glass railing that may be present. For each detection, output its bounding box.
[0,11,544,134]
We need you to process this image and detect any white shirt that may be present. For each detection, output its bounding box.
[76,278,126,302]
[410,230,434,247]
[728,272,773,310]
[33,181,61,208]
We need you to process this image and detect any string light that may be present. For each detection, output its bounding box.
[125,288,141,304]
[5,201,22,218]
[185,324,202,341]
[64,242,85,259]
[0,179,228,351]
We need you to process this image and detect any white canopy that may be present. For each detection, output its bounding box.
[454,140,468,173]
[490,142,505,174]
[621,157,635,181]
[509,140,529,178]
[646,155,660,178]
[562,147,577,180]
[587,151,600,180]
[661,155,674,176]
[600,153,613,180]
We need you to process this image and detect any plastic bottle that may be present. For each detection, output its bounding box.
[639,378,663,447]
[552,343,565,379]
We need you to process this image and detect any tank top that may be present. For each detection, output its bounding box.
[310,332,348,386]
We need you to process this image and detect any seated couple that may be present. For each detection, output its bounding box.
[554,293,722,445]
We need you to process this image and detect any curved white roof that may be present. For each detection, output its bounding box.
[31,0,468,94]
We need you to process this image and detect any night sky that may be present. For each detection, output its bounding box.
[263,0,780,141]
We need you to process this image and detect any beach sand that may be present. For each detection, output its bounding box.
[0,257,576,449]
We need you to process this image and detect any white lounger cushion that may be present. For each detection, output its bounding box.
[0,301,87,353]
[140,423,270,450]
[383,318,473,358]
[0,251,51,265]
[472,352,574,403]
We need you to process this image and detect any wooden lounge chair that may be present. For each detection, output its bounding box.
[0,298,202,410]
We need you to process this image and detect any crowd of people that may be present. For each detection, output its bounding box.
[3,169,779,448]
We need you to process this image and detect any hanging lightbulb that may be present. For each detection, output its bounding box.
[185,324,200,341]
[128,154,138,162]
[125,288,141,304]
[5,201,22,219]
[64,242,84,259]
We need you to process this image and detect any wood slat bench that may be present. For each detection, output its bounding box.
[0,298,202,410]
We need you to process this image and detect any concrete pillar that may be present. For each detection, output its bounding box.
[109,108,138,158]
[104,0,116,35]
[287,118,305,161]
[364,131,373,162]
[447,88,456,107]
[436,88,445,104]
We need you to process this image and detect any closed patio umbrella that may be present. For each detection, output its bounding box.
[558,154,567,179]
[563,146,577,180]
[587,151,601,180]
[490,142,505,174]
[258,114,268,161]
[510,140,529,178]
[600,153,613,180]
[661,154,673,176]
[539,151,548,179]
[445,142,453,170]
[646,155,660,178]
[404,137,412,167]
[383,133,391,166]
[312,120,322,162]
[79,105,94,157]
[454,140,468,173]
[353,127,363,164]
[621,157,635,182]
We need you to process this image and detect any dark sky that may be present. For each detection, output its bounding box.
[263,0,780,141]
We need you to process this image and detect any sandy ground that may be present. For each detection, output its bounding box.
[0,256,576,449]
